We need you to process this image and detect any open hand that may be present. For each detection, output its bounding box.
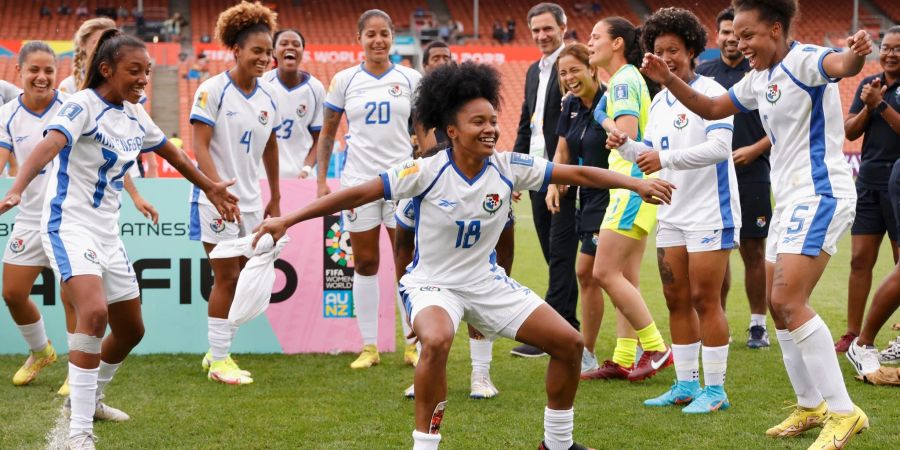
[640,53,674,85]
[206,178,240,223]
[545,184,561,214]
[132,196,159,224]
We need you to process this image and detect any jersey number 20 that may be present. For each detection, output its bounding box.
[364,101,391,124]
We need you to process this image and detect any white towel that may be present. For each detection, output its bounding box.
[210,234,291,326]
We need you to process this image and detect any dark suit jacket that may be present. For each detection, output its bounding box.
[513,60,564,162]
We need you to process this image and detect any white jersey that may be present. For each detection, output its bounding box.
[0,91,67,229]
[728,42,855,205]
[382,150,551,288]
[0,80,22,105]
[190,72,281,212]
[324,63,421,185]
[646,76,740,230]
[58,75,77,95]
[42,89,166,238]
[261,69,325,178]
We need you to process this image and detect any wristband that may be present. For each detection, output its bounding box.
[875,100,888,115]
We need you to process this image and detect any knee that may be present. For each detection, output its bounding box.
[354,256,379,276]
[419,331,453,361]
[213,269,239,289]
[592,264,615,287]
[576,264,596,288]
[769,295,801,323]
[79,306,109,336]
[690,289,720,316]
[548,329,584,363]
[2,285,28,306]
[850,251,876,272]
[125,322,145,348]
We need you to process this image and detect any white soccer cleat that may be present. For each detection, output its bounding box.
[403,383,415,399]
[846,338,881,377]
[64,432,97,450]
[94,398,130,422]
[581,348,599,374]
[470,372,499,399]
[879,336,900,364]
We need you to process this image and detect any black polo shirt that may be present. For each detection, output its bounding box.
[556,87,610,230]
[697,57,770,184]
[849,73,900,190]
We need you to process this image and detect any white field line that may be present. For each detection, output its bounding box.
[45,402,68,450]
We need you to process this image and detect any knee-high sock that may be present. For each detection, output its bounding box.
[701,345,728,387]
[790,315,853,413]
[412,430,441,450]
[96,360,121,400]
[612,338,638,367]
[208,317,232,361]
[396,289,414,345]
[353,273,380,345]
[470,338,493,374]
[68,363,99,438]
[672,342,701,382]
[17,317,49,352]
[543,407,574,450]
[775,329,823,408]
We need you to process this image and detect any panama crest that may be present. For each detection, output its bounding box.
[766,84,781,104]
[483,193,502,214]
[8,237,24,253]
[210,218,226,233]
[674,113,688,129]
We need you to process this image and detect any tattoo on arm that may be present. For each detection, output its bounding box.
[657,248,675,286]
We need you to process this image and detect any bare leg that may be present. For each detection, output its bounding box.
[858,262,900,346]
[515,304,584,410]
[412,306,455,432]
[845,234,883,335]
[2,264,45,325]
[740,238,768,316]
[688,250,731,346]
[658,247,698,344]
[576,253,603,353]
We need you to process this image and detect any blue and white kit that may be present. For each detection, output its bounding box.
[262,69,325,179]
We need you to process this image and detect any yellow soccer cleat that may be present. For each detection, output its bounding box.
[807,405,869,450]
[350,344,380,369]
[767,401,828,437]
[403,343,418,367]
[58,377,70,396]
[207,359,253,385]
[201,350,251,377]
[13,342,57,386]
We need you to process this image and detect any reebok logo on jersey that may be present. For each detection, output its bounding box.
[614,84,629,101]
[210,219,226,233]
[766,84,781,104]
[483,193,502,214]
[58,103,83,120]
[700,231,719,244]
[297,104,308,117]
[259,110,269,125]
[14,136,27,144]
[84,249,99,264]
[511,153,534,166]
[438,199,457,209]
[226,111,239,117]
[674,113,688,129]
[8,237,24,253]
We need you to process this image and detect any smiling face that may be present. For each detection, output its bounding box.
[359,16,393,64]
[654,33,694,83]
[733,8,782,70]
[587,21,615,69]
[880,32,900,77]
[557,54,595,100]
[103,47,150,104]
[234,31,273,77]
[530,12,564,56]
[717,19,741,62]
[18,50,56,101]
[447,98,498,159]
[274,30,304,71]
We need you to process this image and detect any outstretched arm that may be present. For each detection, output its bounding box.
[155,141,240,222]
[641,54,739,120]
[821,30,873,80]
[549,163,673,205]
[0,130,67,214]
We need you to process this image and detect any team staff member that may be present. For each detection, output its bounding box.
[697,7,772,349]
[837,25,900,353]
[512,2,578,357]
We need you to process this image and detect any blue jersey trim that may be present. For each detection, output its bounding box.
[817,48,840,83]
[141,136,168,153]
[715,160,735,228]
[487,161,514,191]
[394,215,415,231]
[4,104,21,139]
[189,114,215,127]
[720,227,736,250]
[45,125,73,146]
[324,101,344,113]
[48,231,72,280]
[189,185,201,241]
[308,125,322,132]
[18,90,59,118]
[380,172,392,200]
[0,142,11,151]
[274,71,311,92]
[642,139,653,147]
[706,123,734,134]
[448,149,488,185]
[90,89,124,110]
[539,161,554,192]
[47,145,72,233]
[801,195,836,256]
[359,62,396,80]
[780,62,833,196]
[728,89,751,113]
[225,71,259,100]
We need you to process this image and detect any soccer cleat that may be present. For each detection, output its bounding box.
[94,396,130,422]
[846,338,881,377]
[580,360,631,380]
[64,432,97,450]
[581,349,599,374]
[403,343,419,367]
[202,351,251,377]
[644,380,702,407]
[208,359,253,385]
[510,343,547,357]
[834,332,857,353]
[807,405,869,449]
[766,401,827,437]
[538,441,595,450]
[350,344,380,369]
[878,336,900,364]
[12,341,57,386]
[403,383,415,399]
[628,347,673,382]
[682,385,730,414]
[469,372,499,399]
[747,325,771,349]
[58,377,70,396]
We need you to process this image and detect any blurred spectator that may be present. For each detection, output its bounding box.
[117,5,129,19]
[58,2,70,15]
[163,12,188,41]
[75,2,88,17]
[492,20,507,43]
[593,1,602,14]
[438,20,450,42]
[506,17,516,41]
[40,2,52,18]
[187,52,210,81]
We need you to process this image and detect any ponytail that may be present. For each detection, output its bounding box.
[72,17,117,90]
[82,29,146,90]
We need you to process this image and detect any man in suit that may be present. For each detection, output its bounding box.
[511,2,579,357]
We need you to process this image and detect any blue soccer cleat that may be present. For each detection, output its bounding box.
[644,380,702,407]
[682,385,730,414]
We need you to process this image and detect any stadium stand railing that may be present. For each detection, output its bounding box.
[1,0,167,40]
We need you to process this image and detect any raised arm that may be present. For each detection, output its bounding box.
[0,130,67,214]
[315,107,343,196]
[821,30,873,80]
[641,54,739,120]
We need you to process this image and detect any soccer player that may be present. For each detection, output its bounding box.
[608,7,739,413]
[316,9,423,369]
[639,0,872,444]
[0,79,21,104]
[262,28,325,179]
[582,16,673,382]
[255,61,672,450]
[543,43,612,376]
[697,7,773,349]
[0,29,238,450]
[190,2,281,385]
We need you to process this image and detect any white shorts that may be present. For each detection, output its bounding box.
[3,227,51,267]
[766,195,855,263]
[41,228,139,304]
[189,203,263,244]
[342,199,396,232]
[400,274,544,341]
[656,226,739,253]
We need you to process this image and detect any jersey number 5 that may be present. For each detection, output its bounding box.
[455,220,481,248]
[364,101,391,124]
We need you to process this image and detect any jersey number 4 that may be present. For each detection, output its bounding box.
[364,101,391,124]
[455,220,481,248]
[240,131,252,153]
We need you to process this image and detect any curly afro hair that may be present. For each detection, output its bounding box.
[732,0,798,35]
[215,1,278,48]
[641,7,708,69]
[414,62,502,135]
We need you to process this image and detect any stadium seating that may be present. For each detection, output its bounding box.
[872,0,900,23]
[1,1,167,40]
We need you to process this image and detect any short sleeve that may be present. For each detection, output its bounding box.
[791,44,841,86]
[848,77,867,115]
[380,158,428,201]
[609,73,642,119]
[0,109,12,152]
[309,78,325,131]
[502,152,553,192]
[324,70,347,113]
[134,105,167,153]
[395,198,416,230]
[189,78,220,127]
[45,97,91,146]
[728,73,758,113]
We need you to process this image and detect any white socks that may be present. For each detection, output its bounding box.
[775,328,823,408]
[17,317,49,352]
[412,430,441,450]
[470,338,493,374]
[208,317,232,361]
[701,345,728,386]
[397,290,414,345]
[750,314,766,328]
[790,315,854,413]
[353,273,380,345]
[672,342,701,382]
[68,363,99,438]
[543,407,574,450]
[96,360,121,400]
